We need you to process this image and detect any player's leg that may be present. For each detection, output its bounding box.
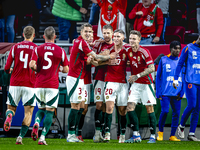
[104,82,117,142]
[66,76,84,142]
[157,96,170,141]
[125,83,141,143]
[38,88,59,145]
[4,86,21,132]
[16,87,35,144]
[188,85,200,141]
[75,101,85,137]
[178,83,196,139]
[169,97,181,141]
[143,84,157,143]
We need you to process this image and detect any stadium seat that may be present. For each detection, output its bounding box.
[165,26,185,44]
[186,10,198,34]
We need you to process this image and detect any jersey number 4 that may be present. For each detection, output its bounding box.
[20,51,28,68]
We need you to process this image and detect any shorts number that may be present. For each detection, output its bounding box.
[105,88,113,95]
[85,90,87,97]
[43,52,53,69]
[19,51,28,68]
[95,88,101,95]
[78,87,82,95]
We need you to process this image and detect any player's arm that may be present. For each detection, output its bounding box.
[61,49,69,73]
[87,51,116,62]
[128,64,155,83]
[4,46,15,74]
[173,46,188,89]
[29,60,37,71]
[155,59,163,100]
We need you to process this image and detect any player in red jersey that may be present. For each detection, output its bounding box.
[4,26,37,145]
[29,26,69,145]
[124,30,156,143]
[66,23,116,142]
[95,0,127,38]
[102,29,128,143]
[93,25,115,143]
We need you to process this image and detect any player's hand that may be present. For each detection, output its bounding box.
[128,75,138,83]
[109,52,117,59]
[87,55,93,62]
[59,66,63,72]
[108,59,118,65]
[173,80,179,89]
[158,97,162,100]
[9,68,13,74]
[94,38,105,44]
[79,7,87,14]
[99,49,110,55]
[91,0,97,3]
[152,36,160,43]
[136,11,143,16]
[176,95,182,101]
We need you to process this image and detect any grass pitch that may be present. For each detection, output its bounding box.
[0,138,200,150]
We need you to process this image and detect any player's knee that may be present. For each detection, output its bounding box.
[96,102,103,110]
[106,105,114,114]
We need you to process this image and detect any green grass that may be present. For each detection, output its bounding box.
[0,138,200,150]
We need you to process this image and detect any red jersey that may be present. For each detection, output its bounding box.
[4,41,37,88]
[93,42,114,81]
[97,0,127,38]
[68,36,92,79]
[126,45,154,84]
[105,46,128,83]
[128,3,163,38]
[31,42,69,89]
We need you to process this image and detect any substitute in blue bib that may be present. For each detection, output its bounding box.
[173,36,200,141]
[156,41,183,141]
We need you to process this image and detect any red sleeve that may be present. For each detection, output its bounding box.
[117,0,127,16]
[128,3,140,19]
[4,45,15,74]
[82,40,92,55]
[155,7,164,37]
[145,50,154,65]
[31,47,38,61]
[61,49,69,66]
[97,0,105,7]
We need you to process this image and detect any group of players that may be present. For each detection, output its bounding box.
[3,23,200,145]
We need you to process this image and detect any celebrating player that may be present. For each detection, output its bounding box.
[4,26,37,144]
[29,26,69,145]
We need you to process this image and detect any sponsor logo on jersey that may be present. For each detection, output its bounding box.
[78,96,82,100]
[192,51,197,59]
[106,96,109,99]
[166,64,171,72]
[96,96,100,100]
[138,56,140,62]
[129,52,133,57]
[123,53,126,60]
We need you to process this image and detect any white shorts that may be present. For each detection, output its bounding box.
[104,82,128,106]
[6,86,36,106]
[83,84,91,104]
[128,83,156,105]
[35,88,59,108]
[66,76,84,104]
[93,80,105,103]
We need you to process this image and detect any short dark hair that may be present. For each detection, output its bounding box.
[103,25,113,31]
[129,30,141,39]
[80,23,93,31]
[44,26,55,40]
[170,41,181,51]
[23,26,35,39]
[114,29,125,35]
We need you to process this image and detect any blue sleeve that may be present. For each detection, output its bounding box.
[156,59,162,98]
[174,46,188,80]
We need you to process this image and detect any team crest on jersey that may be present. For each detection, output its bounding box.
[108,5,112,10]
[129,52,133,57]
[106,96,109,99]
[138,56,140,62]
[123,53,126,60]
[96,96,100,100]
[78,96,82,100]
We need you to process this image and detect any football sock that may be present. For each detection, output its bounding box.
[35,109,46,125]
[105,113,112,133]
[148,112,157,135]
[75,108,84,134]
[41,111,54,137]
[77,114,85,136]
[6,110,14,118]
[120,115,127,135]
[101,112,105,132]
[19,125,29,138]
[128,111,139,132]
[68,109,79,134]
[94,109,102,130]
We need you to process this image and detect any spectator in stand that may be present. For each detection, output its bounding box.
[52,0,90,43]
[93,0,127,38]
[197,0,200,34]
[125,0,139,43]
[0,0,18,42]
[129,0,163,45]
[88,0,100,25]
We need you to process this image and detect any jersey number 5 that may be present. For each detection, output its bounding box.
[43,52,53,69]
